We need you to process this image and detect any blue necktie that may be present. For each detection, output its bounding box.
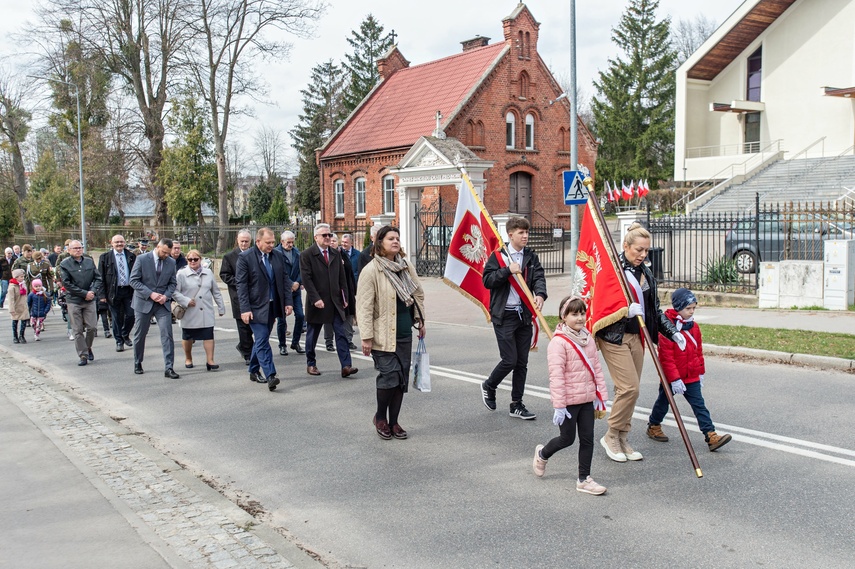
[263,253,274,301]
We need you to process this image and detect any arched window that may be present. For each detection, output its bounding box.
[559,127,569,152]
[525,113,535,150]
[382,175,396,214]
[506,112,516,148]
[334,180,345,216]
[518,72,530,99]
[475,121,485,147]
[517,31,524,59]
[355,177,366,216]
[525,32,531,59]
[465,120,475,146]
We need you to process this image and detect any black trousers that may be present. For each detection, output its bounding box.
[484,311,533,402]
[235,318,254,359]
[541,402,595,480]
[109,286,135,341]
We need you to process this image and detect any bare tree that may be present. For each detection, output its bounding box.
[672,14,717,65]
[0,71,35,232]
[184,0,325,253]
[43,0,195,226]
[552,70,595,127]
[253,125,284,180]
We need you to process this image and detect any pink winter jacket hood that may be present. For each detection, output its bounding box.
[546,326,608,409]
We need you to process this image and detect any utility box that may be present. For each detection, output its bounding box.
[823,240,855,310]
[758,262,780,308]
[779,261,824,308]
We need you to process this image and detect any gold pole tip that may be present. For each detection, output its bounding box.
[695,468,703,478]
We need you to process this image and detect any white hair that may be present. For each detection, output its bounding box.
[313,223,331,236]
[281,230,295,240]
[5,247,12,254]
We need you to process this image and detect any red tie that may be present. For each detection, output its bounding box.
[323,249,329,264]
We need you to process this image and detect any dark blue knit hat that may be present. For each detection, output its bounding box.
[671,288,698,312]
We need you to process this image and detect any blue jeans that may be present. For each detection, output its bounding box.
[250,320,276,377]
[649,381,715,435]
[276,290,304,347]
[305,312,351,369]
[0,279,8,308]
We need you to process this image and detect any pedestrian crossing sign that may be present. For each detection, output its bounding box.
[563,171,587,205]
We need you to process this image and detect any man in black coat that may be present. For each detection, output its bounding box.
[300,223,357,378]
[236,227,293,391]
[98,234,137,351]
[356,225,378,281]
[219,230,254,364]
[323,234,357,351]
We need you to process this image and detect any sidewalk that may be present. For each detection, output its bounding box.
[0,351,325,569]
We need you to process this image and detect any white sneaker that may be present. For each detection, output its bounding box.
[67,331,74,341]
[532,444,547,477]
[600,435,627,462]
[619,437,644,461]
[35,335,41,341]
[576,476,607,495]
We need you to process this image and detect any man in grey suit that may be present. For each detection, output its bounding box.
[130,238,179,378]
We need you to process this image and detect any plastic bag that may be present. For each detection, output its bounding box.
[412,337,431,392]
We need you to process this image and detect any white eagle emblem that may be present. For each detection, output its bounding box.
[459,224,487,265]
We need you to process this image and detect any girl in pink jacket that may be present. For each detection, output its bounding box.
[533,296,609,495]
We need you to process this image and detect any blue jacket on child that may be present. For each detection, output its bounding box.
[27,292,51,318]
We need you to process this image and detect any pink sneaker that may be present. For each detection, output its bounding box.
[576,476,607,495]
[532,444,547,477]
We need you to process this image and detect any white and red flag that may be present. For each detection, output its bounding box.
[621,180,632,200]
[605,180,615,202]
[639,179,650,197]
[629,179,636,197]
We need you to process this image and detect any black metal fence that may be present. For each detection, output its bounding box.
[646,196,855,294]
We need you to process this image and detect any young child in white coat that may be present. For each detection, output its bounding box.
[533,296,609,495]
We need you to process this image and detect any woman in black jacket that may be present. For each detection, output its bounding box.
[596,222,681,463]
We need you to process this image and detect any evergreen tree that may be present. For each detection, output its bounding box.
[24,150,78,231]
[248,176,276,221]
[341,15,393,114]
[291,59,346,212]
[592,0,676,186]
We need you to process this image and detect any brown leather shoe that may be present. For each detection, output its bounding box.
[341,366,359,378]
[391,424,408,440]
[373,416,392,440]
[307,366,321,376]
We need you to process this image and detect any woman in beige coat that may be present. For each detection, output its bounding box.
[356,226,425,440]
[8,269,29,343]
[173,250,225,370]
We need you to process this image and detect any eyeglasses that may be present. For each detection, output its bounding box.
[187,257,201,262]
[319,233,333,238]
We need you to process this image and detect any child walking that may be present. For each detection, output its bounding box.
[8,269,29,343]
[646,288,732,451]
[533,296,609,495]
[27,278,51,341]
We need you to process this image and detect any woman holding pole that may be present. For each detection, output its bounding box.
[595,222,682,463]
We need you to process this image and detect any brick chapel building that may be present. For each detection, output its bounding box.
[317,3,598,245]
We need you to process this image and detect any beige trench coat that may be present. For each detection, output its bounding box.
[356,259,425,352]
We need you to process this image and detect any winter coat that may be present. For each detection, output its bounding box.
[482,247,548,325]
[657,308,705,384]
[0,256,12,280]
[547,327,608,408]
[58,255,102,305]
[7,280,29,321]
[356,258,425,353]
[27,292,51,318]
[173,267,225,330]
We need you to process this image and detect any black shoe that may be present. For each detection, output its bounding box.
[78,357,88,366]
[509,401,536,420]
[206,363,219,371]
[249,371,260,382]
[19,335,26,344]
[88,349,94,361]
[124,338,133,347]
[279,345,288,356]
[116,343,124,352]
[13,337,19,344]
[244,357,251,366]
[348,342,358,351]
[268,375,280,391]
[249,371,267,383]
[164,368,180,379]
[290,344,305,354]
[185,362,194,369]
[104,330,112,338]
[481,381,497,411]
[134,364,144,375]
[325,343,335,352]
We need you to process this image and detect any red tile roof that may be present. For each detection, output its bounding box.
[320,42,506,158]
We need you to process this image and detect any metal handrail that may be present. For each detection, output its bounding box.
[788,136,826,161]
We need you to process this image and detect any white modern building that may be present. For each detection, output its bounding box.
[674,0,855,184]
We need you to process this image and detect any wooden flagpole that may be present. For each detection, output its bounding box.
[457,166,552,341]
[582,177,702,478]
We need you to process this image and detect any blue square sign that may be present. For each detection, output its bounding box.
[563,171,588,205]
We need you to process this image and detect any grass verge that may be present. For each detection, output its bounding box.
[543,316,855,360]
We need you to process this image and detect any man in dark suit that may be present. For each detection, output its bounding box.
[356,225,379,280]
[99,234,137,352]
[236,227,293,392]
[275,230,305,355]
[340,233,361,283]
[129,238,179,378]
[219,230,254,365]
[300,223,357,378]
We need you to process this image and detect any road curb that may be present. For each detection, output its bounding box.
[705,343,855,371]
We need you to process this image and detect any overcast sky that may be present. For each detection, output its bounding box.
[0,0,744,172]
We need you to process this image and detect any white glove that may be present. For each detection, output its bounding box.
[552,408,571,426]
[671,379,687,395]
[672,332,687,351]
[627,303,643,318]
[593,397,607,412]
[699,374,704,387]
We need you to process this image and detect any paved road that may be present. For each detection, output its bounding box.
[2,296,854,568]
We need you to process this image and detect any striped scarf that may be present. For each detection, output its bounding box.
[373,254,418,307]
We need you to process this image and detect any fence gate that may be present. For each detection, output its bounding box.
[414,198,456,277]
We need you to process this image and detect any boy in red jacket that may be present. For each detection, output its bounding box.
[646,288,732,451]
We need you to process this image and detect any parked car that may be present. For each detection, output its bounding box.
[725,212,853,273]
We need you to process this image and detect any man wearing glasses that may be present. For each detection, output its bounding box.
[300,223,357,378]
[98,234,137,352]
[58,240,102,366]
[220,230,255,365]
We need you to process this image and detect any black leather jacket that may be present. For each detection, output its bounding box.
[482,247,548,325]
[596,256,677,346]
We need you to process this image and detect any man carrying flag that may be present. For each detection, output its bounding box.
[480,217,548,420]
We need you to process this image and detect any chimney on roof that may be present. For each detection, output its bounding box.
[461,35,490,52]
[377,46,410,81]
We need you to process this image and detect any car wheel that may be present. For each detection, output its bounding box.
[734,250,757,274]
